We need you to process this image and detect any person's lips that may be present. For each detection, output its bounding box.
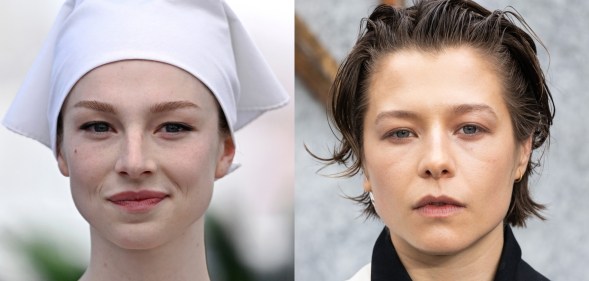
[413,195,465,218]
[413,195,465,209]
[108,191,168,202]
[108,191,168,213]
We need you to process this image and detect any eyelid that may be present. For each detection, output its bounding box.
[79,121,115,133]
[382,128,417,140]
[156,122,195,134]
[455,123,488,135]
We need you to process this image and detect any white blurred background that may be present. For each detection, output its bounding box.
[0,1,293,280]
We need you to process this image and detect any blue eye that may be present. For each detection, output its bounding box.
[461,125,480,135]
[384,129,415,140]
[393,129,412,138]
[80,122,112,133]
[160,123,193,133]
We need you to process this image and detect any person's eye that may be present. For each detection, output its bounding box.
[384,129,416,140]
[80,121,113,133]
[158,123,194,134]
[458,124,486,136]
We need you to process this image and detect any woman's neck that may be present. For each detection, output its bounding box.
[80,219,209,281]
[392,223,504,281]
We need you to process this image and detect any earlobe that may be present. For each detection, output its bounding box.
[57,150,70,177]
[214,135,236,179]
[364,174,376,205]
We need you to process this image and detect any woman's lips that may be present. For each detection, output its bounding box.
[413,195,465,218]
[108,191,168,213]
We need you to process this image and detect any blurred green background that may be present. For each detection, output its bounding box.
[2,214,293,281]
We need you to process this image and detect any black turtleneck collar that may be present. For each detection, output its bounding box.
[370,225,549,281]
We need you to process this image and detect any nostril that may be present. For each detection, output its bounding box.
[424,168,450,178]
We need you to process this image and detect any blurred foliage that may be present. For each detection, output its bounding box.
[11,234,85,281]
[206,216,256,281]
[206,216,294,281]
[9,215,292,281]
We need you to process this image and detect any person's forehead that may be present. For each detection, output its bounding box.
[65,60,217,111]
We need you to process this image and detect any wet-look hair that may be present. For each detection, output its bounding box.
[318,0,554,227]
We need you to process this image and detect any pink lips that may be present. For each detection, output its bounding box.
[108,191,168,213]
[413,195,465,218]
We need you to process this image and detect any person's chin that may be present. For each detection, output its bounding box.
[108,225,170,251]
[403,226,474,256]
[413,240,471,256]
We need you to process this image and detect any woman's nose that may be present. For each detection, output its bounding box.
[418,131,455,179]
[114,132,157,179]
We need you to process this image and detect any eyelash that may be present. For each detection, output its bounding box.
[80,121,113,134]
[456,124,487,136]
[157,122,194,134]
[383,128,416,140]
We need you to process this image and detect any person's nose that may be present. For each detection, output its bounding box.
[114,131,156,179]
[418,128,455,179]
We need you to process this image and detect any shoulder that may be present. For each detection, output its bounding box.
[346,263,371,281]
[517,260,550,281]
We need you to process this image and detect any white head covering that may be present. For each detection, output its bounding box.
[2,0,289,157]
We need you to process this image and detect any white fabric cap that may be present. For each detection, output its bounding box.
[2,0,289,156]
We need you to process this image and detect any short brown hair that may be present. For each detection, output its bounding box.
[319,0,554,227]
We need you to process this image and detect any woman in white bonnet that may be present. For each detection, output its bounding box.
[2,0,289,280]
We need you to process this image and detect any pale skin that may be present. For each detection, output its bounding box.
[362,47,532,281]
[57,60,235,281]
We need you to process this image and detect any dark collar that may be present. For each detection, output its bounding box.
[370,226,549,281]
[371,227,412,281]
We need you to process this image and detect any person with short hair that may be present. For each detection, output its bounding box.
[316,1,554,280]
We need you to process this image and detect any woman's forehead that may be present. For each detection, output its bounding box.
[367,47,506,115]
[66,60,218,112]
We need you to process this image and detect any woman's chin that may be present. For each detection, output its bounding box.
[105,225,172,250]
[413,241,469,256]
[398,226,477,256]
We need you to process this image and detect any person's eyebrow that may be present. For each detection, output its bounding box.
[150,101,200,114]
[451,104,498,119]
[375,110,419,124]
[374,104,498,124]
[74,100,116,114]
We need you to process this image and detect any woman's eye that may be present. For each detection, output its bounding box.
[460,125,481,135]
[160,123,193,133]
[80,122,112,133]
[394,130,412,138]
[385,129,415,139]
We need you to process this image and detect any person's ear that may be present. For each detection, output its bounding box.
[215,135,236,179]
[515,136,533,179]
[57,148,70,177]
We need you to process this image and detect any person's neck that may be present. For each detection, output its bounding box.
[393,223,504,281]
[79,219,209,281]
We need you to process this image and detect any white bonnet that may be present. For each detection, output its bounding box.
[2,0,289,155]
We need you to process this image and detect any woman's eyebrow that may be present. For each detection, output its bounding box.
[72,100,200,114]
[374,104,498,124]
[74,100,116,114]
[150,101,200,113]
[375,110,419,124]
[451,104,498,119]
